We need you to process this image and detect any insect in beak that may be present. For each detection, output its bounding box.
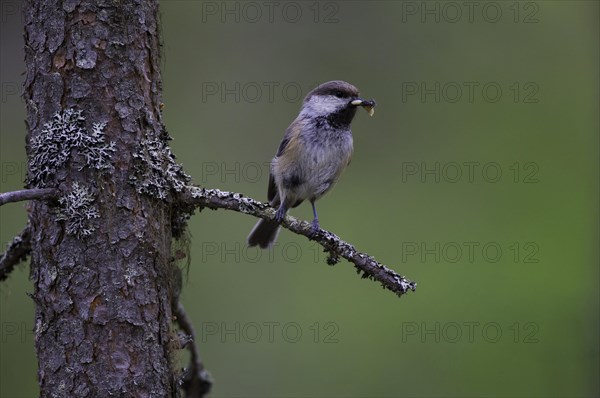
[351,98,376,116]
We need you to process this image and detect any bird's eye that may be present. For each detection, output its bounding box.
[335,91,344,98]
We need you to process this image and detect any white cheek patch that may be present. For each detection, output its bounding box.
[300,95,347,117]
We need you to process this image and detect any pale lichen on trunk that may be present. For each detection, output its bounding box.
[23,0,189,395]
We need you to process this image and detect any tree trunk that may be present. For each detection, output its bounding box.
[23,1,183,395]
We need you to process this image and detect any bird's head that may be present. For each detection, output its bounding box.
[299,81,376,125]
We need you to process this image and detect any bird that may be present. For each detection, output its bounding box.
[247,80,375,249]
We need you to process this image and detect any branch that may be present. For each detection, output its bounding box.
[181,187,417,298]
[0,188,58,206]
[0,188,56,281]
[174,302,213,397]
[0,224,32,281]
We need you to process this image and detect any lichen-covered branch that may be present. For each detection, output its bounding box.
[182,187,417,297]
[0,188,58,207]
[0,224,32,281]
[0,184,416,296]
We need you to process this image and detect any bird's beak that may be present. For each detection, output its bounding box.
[351,98,376,117]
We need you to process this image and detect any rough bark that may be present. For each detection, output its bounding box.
[23,1,182,396]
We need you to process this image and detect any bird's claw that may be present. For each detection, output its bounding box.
[275,206,286,223]
[309,218,320,237]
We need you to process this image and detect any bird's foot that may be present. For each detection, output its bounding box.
[309,218,320,237]
[275,206,287,223]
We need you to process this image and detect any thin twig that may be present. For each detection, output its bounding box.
[181,187,417,298]
[0,224,32,281]
[174,302,213,398]
[0,188,58,206]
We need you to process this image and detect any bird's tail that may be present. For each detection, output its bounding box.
[247,219,281,249]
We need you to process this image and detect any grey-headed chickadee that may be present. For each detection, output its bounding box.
[247,80,375,249]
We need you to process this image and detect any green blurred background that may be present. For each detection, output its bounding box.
[1,1,598,397]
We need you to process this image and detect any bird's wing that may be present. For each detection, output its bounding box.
[268,120,303,204]
[267,172,277,203]
[267,135,289,204]
[276,136,290,157]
